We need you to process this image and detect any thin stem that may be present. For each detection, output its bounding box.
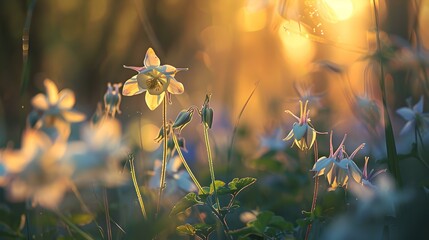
[415,126,429,171]
[70,182,92,214]
[70,183,106,238]
[103,188,112,240]
[203,125,220,211]
[305,141,319,240]
[372,0,402,187]
[208,205,233,240]
[156,95,168,216]
[172,132,205,193]
[55,211,95,240]
[129,155,148,219]
[227,81,259,173]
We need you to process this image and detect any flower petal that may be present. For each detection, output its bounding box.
[397,107,415,121]
[31,94,49,110]
[400,120,415,135]
[122,77,145,96]
[123,65,146,73]
[44,79,59,104]
[413,96,424,113]
[61,110,86,122]
[283,129,294,141]
[167,78,184,94]
[144,48,160,67]
[145,92,165,110]
[347,160,363,183]
[292,123,307,140]
[306,126,317,149]
[58,89,75,109]
[311,156,333,176]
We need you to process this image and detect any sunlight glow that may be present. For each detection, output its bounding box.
[237,7,267,32]
[318,0,354,23]
[278,20,315,66]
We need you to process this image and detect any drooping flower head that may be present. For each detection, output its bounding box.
[283,100,321,151]
[311,132,364,190]
[122,48,188,110]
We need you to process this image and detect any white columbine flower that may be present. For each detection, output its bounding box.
[122,48,188,110]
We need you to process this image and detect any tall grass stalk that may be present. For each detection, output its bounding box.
[372,0,402,187]
[102,188,112,240]
[129,155,148,219]
[55,211,95,240]
[172,132,205,193]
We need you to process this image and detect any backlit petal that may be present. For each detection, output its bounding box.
[123,65,146,73]
[31,94,49,110]
[413,96,424,113]
[61,110,86,122]
[145,92,165,110]
[58,89,75,109]
[396,107,415,121]
[347,160,363,183]
[167,78,184,94]
[44,79,59,104]
[144,48,160,67]
[122,77,145,96]
[292,122,307,140]
[400,120,415,135]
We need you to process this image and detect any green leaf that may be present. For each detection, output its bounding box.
[269,216,294,231]
[229,226,256,238]
[210,180,225,194]
[193,223,215,238]
[0,223,24,239]
[176,224,196,236]
[177,223,215,239]
[170,192,203,216]
[228,177,257,195]
[70,213,95,226]
[250,211,273,233]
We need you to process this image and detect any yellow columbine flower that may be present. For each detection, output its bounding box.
[122,48,188,110]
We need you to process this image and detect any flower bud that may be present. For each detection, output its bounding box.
[201,94,213,129]
[154,124,171,143]
[104,82,122,117]
[172,107,194,132]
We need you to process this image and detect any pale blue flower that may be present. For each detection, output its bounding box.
[397,96,429,136]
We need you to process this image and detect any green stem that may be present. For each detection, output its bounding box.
[372,0,402,187]
[203,125,220,211]
[55,211,95,240]
[208,205,233,240]
[156,94,168,216]
[305,141,320,240]
[102,188,112,240]
[129,155,148,219]
[172,133,205,193]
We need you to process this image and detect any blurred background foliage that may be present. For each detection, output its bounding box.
[1,0,429,239]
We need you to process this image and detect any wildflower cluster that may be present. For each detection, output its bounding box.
[0,79,128,209]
